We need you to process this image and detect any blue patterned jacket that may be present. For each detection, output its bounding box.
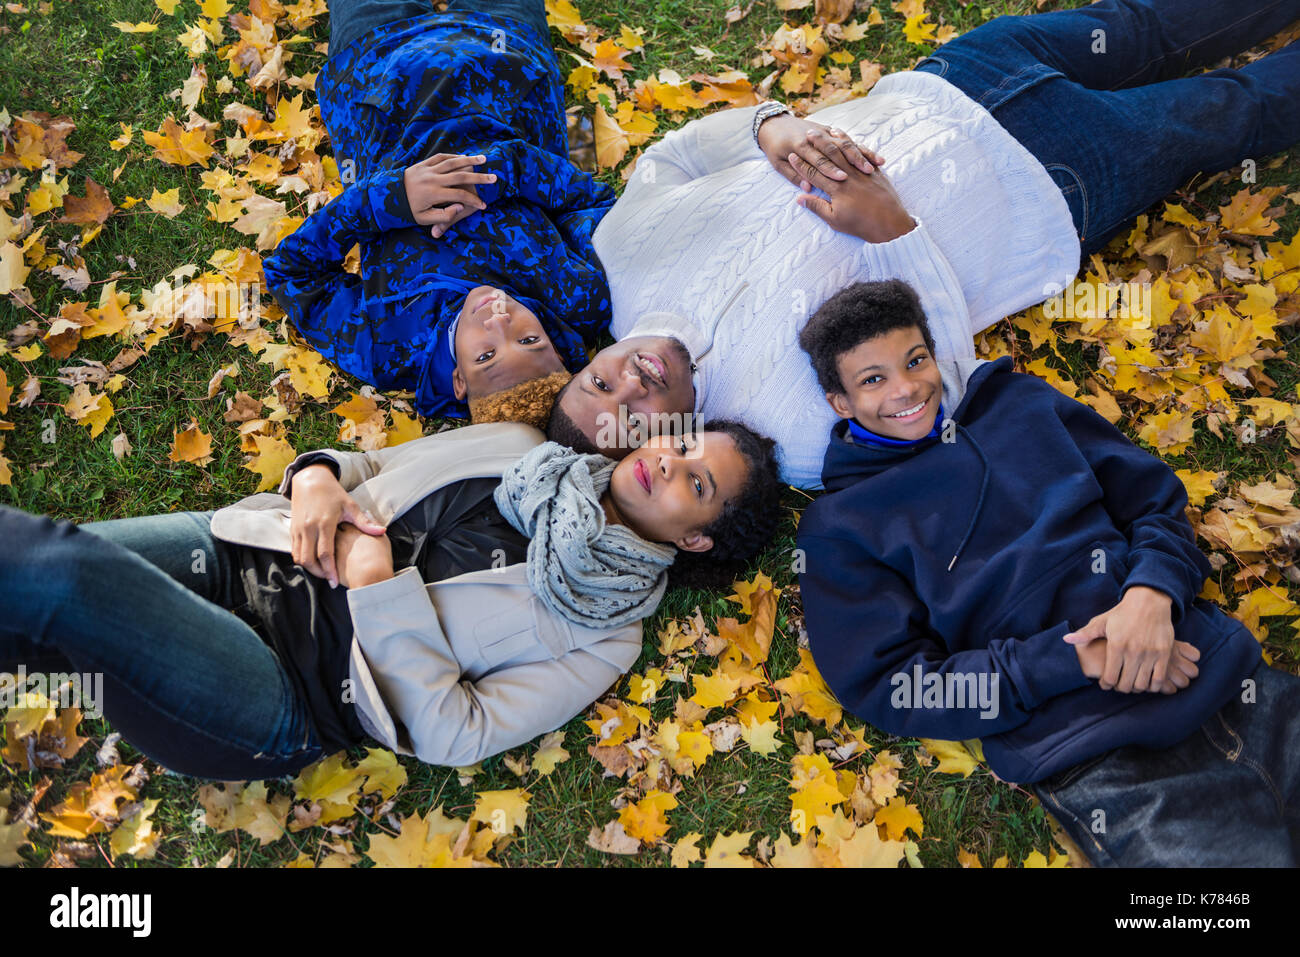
[262,11,616,418]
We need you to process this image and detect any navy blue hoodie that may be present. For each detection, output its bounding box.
[796,354,1262,784]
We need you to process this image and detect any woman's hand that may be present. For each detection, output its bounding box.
[403,152,498,239]
[333,524,394,589]
[289,463,387,588]
[756,113,883,188]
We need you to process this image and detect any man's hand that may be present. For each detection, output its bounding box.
[756,112,884,188]
[780,137,916,244]
[289,463,387,589]
[333,524,395,589]
[1065,586,1190,693]
[1073,636,1200,694]
[403,152,498,239]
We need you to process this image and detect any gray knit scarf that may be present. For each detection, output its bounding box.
[493,441,677,629]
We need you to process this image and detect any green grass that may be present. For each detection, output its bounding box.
[1,0,1298,867]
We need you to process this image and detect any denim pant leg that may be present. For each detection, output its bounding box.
[1033,664,1300,867]
[918,1,1300,254]
[925,0,1300,91]
[445,0,551,42]
[0,505,324,781]
[328,0,436,58]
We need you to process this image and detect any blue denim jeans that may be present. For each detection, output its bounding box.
[916,0,1300,256]
[327,0,553,59]
[0,505,326,781]
[1034,662,1300,866]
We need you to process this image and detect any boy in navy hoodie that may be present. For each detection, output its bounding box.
[796,278,1300,866]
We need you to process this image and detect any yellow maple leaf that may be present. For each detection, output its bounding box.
[675,728,714,771]
[109,798,161,860]
[919,738,979,777]
[703,830,756,867]
[773,648,842,728]
[365,808,474,868]
[113,21,160,33]
[531,730,570,776]
[903,14,938,45]
[385,409,423,446]
[670,832,702,867]
[689,668,742,709]
[875,796,924,841]
[470,788,531,836]
[739,717,783,755]
[143,116,214,167]
[63,384,114,438]
[593,105,629,169]
[829,820,908,867]
[1219,186,1284,237]
[545,0,586,39]
[619,789,677,843]
[0,241,31,295]
[1175,468,1221,507]
[241,433,294,491]
[146,186,186,219]
[169,418,215,465]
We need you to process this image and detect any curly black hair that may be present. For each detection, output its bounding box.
[544,378,602,454]
[798,279,937,395]
[666,418,784,591]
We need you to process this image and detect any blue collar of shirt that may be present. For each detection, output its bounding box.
[847,401,945,448]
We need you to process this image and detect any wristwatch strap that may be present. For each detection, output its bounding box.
[752,100,793,146]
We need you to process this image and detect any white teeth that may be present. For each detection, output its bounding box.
[887,400,926,418]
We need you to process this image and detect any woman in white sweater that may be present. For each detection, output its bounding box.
[555,0,1300,487]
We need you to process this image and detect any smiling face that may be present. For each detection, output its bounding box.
[604,431,748,551]
[452,285,566,400]
[827,325,944,440]
[555,335,696,457]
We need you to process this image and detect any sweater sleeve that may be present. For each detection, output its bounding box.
[1052,387,1212,625]
[476,138,616,341]
[261,166,414,341]
[797,528,1092,741]
[854,216,975,360]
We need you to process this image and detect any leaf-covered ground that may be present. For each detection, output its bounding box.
[1,0,1297,868]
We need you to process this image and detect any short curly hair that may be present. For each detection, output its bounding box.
[666,419,784,591]
[469,370,573,431]
[799,279,936,395]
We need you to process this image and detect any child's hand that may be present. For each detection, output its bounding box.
[1072,636,1200,693]
[403,153,498,238]
[1065,586,1185,692]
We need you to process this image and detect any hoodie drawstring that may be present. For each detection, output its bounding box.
[947,422,989,572]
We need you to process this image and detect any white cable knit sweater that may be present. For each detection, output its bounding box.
[592,70,1081,488]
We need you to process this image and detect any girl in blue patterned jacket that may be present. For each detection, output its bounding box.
[263,0,616,420]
